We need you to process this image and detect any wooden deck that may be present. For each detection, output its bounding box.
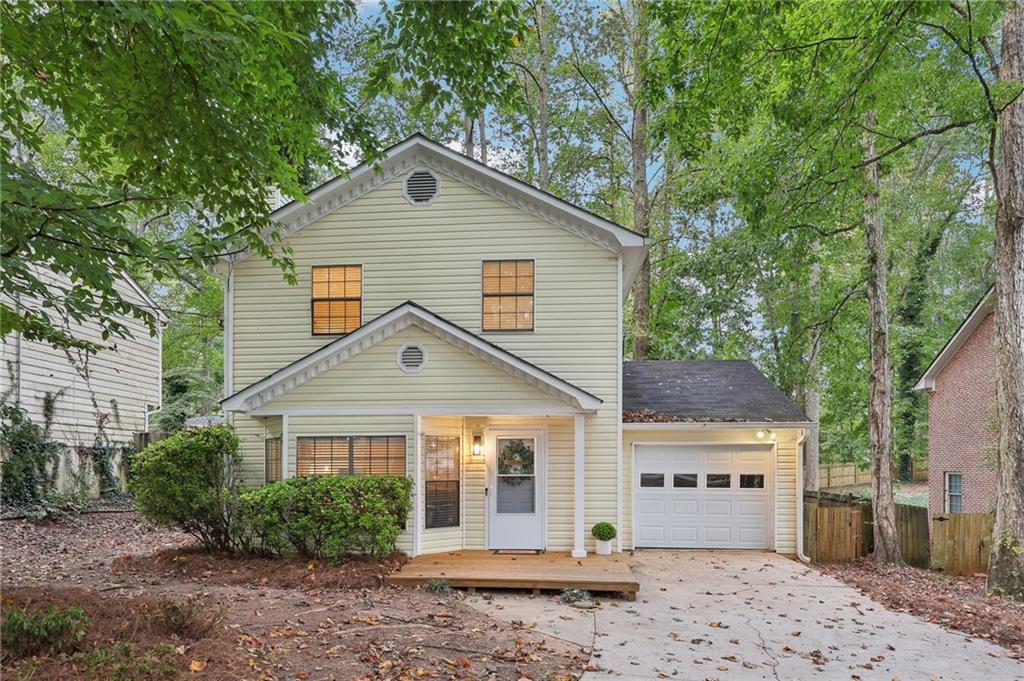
[386,550,639,599]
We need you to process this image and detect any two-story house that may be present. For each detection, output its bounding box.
[220,135,812,558]
[915,286,998,520]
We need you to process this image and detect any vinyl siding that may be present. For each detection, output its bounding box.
[261,326,573,410]
[1,269,162,448]
[622,427,801,554]
[230,170,620,556]
[235,413,415,552]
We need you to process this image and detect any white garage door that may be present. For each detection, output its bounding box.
[634,444,773,549]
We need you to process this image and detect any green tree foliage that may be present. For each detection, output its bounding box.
[129,425,243,552]
[2,1,381,351]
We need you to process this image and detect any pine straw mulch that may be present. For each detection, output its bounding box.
[2,586,247,681]
[818,558,1024,659]
[111,547,409,591]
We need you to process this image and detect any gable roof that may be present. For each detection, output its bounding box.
[226,134,649,295]
[221,301,603,414]
[622,360,810,423]
[914,285,995,391]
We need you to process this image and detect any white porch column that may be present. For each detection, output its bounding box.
[572,413,587,558]
[413,414,422,557]
[281,414,290,479]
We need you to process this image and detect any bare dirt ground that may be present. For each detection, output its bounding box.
[819,558,1024,659]
[2,512,587,680]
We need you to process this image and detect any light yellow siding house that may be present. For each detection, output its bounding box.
[221,135,812,559]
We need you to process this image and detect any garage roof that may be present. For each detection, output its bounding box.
[623,360,810,423]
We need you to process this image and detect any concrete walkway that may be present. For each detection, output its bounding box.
[465,550,1023,680]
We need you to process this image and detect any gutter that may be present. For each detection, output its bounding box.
[796,430,811,563]
[623,421,815,430]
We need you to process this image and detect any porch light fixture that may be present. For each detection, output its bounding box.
[756,430,765,439]
[472,433,483,457]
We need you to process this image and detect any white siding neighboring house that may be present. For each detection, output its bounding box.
[2,268,166,491]
[220,135,813,559]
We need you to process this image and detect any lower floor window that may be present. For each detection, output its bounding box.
[296,435,406,477]
[945,472,963,513]
[424,435,460,528]
[265,437,282,483]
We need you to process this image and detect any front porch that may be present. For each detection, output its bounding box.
[385,550,639,600]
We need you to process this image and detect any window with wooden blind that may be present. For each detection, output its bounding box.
[482,260,534,331]
[424,435,460,528]
[311,265,362,335]
[295,436,406,477]
[265,437,282,483]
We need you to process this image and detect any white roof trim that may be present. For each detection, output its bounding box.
[122,272,169,325]
[221,302,603,414]
[914,286,995,391]
[227,135,649,295]
[622,422,813,430]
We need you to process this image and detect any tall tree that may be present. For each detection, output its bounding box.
[989,0,1024,598]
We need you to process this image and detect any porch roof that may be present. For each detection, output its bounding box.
[221,301,603,414]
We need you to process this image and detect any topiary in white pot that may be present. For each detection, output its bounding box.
[591,522,616,555]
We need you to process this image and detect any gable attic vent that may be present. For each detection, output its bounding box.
[403,170,440,205]
[397,343,428,373]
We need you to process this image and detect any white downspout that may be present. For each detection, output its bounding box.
[796,431,811,563]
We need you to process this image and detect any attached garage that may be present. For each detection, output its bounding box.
[622,360,814,555]
[633,443,773,549]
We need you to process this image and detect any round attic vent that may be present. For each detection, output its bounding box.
[397,343,428,373]
[404,170,439,205]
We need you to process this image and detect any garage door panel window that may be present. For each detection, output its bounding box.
[673,473,698,488]
[640,473,665,488]
[739,474,765,489]
[706,473,731,489]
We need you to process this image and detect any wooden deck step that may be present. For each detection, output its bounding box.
[385,550,639,599]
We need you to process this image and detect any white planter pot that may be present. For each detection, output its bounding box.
[595,539,612,555]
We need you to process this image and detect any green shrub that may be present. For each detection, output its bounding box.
[129,425,244,552]
[591,522,616,542]
[1,604,90,660]
[70,642,179,681]
[243,475,413,559]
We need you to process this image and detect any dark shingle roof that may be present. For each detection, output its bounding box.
[622,360,810,423]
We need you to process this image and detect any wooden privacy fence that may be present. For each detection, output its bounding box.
[819,460,927,488]
[803,494,930,567]
[931,513,994,576]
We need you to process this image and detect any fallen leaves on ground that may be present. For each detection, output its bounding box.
[819,558,1024,658]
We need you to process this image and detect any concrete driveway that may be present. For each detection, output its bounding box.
[466,550,1023,680]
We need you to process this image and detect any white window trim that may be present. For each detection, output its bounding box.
[944,472,964,513]
[402,168,441,206]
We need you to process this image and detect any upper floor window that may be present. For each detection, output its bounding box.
[312,265,361,335]
[482,260,534,331]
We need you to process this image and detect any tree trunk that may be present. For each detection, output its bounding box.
[478,111,488,165]
[804,257,821,492]
[863,110,902,565]
[463,113,475,160]
[988,0,1024,598]
[534,0,551,191]
[629,9,650,360]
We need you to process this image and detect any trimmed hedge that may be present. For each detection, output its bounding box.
[243,476,413,559]
[129,425,244,552]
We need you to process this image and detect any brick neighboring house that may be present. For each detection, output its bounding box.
[915,286,997,521]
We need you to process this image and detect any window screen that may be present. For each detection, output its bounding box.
[296,436,405,477]
[946,473,963,513]
[311,265,362,335]
[482,260,534,331]
[424,435,460,528]
[265,437,282,483]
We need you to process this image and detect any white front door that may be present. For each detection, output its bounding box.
[487,430,545,550]
[634,444,774,549]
